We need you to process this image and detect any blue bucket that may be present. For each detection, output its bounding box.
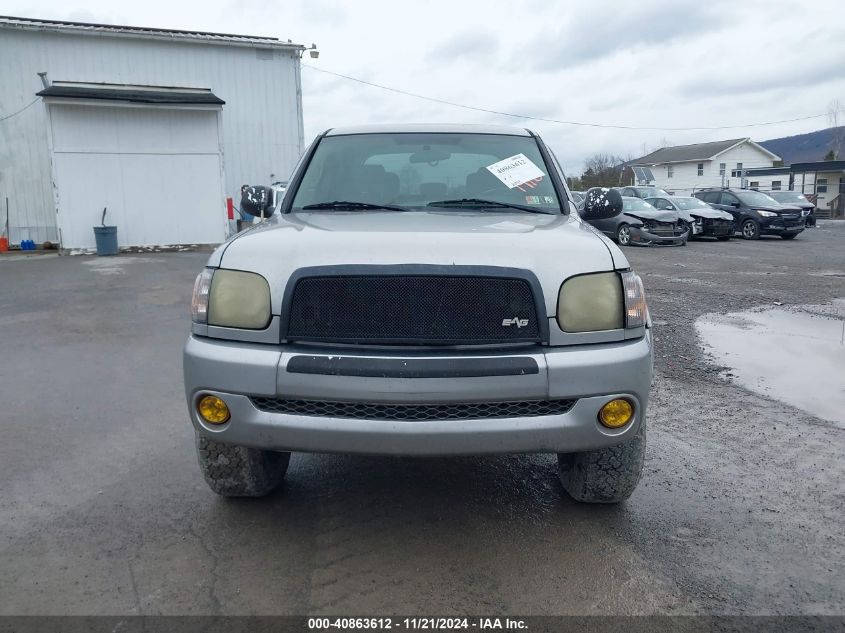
[93,226,118,256]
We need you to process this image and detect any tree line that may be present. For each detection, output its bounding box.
[565,153,632,191]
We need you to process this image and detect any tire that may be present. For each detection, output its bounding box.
[717,235,731,241]
[616,223,632,246]
[557,421,646,504]
[741,219,760,240]
[195,434,290,497]
[781,233,798,240]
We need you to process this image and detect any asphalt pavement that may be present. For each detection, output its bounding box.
[1,223,843,616]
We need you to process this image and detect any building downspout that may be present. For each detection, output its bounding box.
[293,53,305,153]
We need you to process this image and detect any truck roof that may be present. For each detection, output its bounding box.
[325,124,532,136]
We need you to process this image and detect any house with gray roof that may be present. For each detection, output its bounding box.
[630,138,782,194]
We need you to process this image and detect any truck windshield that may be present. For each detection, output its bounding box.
[290,133,563,213]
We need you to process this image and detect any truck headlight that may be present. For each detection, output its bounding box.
[192,268,271,329]
[557,272,624,332]
[557,271,648,332]
[620,271,647,328]
[191,268,214,324]
[208,270,272,330]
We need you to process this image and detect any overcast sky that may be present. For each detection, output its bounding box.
[3,0,844,174]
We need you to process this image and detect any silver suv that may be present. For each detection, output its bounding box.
[184,125,652,503]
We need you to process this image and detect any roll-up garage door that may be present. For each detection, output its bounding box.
[48,102,227,249]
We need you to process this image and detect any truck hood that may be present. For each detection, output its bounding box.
[217,211,620,315]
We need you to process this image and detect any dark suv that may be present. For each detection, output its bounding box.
[693,188,804,240]
[766,190,816,227]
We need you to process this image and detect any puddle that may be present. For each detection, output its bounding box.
[696,300,845,427]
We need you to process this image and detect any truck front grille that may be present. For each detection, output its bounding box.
[285,274,542,345]
[250,397,577,421]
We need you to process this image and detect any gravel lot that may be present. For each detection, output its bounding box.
[0,222,843,616]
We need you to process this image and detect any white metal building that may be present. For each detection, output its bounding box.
[0,16,305,249]
[630,138,782,195]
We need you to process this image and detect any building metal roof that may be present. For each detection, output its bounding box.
[746,160,845,175]
[0,15,304,50]
[788,160,845,173]
[37,84,225,106]
[632,138,781,165]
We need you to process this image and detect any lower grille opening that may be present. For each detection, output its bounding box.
[250,397,577,421]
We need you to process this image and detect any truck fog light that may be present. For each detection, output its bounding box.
[599,399,634,428]
[198,395,230,424]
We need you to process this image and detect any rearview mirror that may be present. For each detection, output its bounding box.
[581,187,623,219]
[410,149,452,164]
[240,185,276,218]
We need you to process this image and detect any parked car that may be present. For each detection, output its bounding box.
[185,126,652,504]
[619,185,670,199]
[581,194,688,246]
[693,188,804,240]
[645,195,734,240]
[766,190,816,227]
[571,190,586,207]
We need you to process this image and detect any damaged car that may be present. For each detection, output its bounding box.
[581,192,688,246]
[645,195,734,240]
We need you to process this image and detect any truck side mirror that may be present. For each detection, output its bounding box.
[240,185,276,218]
[582,187,623,219]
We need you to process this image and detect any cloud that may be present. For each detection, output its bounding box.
[678,56,845,97]
[426,29,499,63]
[530,0,727,71]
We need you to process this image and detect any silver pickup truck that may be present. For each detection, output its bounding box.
[184,124,652,503]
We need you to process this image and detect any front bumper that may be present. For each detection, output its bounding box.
[695,220,734,237]
[630,226,688,246]
[759,217,804,236]
[183,333,653,456]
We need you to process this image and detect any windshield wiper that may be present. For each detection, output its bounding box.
[426,198,557,215]
[301,201,409,212]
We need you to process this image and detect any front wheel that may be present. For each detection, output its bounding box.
[741,219,760,240]
[196,435,290,497]
[781,233,798,240]
[557,421,646,504]
[616,223,632,246]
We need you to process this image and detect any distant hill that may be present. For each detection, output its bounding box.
[760,126,844,164]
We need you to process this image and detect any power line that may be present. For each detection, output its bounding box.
[302,63,840,132]
[0,97,39,122]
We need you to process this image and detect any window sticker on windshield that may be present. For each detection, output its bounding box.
[524,195,555,205]
[486,154,545,191]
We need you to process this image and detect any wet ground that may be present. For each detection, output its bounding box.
[697,301,845,427]
[0,223,843,616]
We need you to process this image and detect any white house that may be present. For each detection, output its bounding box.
[0,16,306,249]
[631,138,782,195]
